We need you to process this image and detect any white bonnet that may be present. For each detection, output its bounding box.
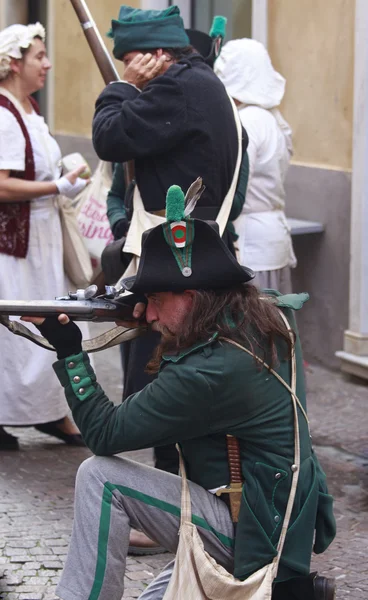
[215,38,286,109]
[0,22,45,81]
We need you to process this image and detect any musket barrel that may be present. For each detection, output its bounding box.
[70,0,120,84]
[0,299,131,322]
[69,0,135,290]
[69,0,135,190]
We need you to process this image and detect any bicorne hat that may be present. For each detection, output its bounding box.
[121,179,254,294]
[186,16,227,68]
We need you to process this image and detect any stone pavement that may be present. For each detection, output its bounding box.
[0,332,367,599]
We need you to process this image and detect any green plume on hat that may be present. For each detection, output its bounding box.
[208,16,227,60]
[165,185,185,223]
[165,178,205,223]
[209,16,227,40]
[162,179,204,277]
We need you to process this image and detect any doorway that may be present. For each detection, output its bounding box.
[192,0,252,40]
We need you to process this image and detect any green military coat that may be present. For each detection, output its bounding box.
[53,291,336,581]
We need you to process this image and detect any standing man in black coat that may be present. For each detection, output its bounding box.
[92,4,248,554]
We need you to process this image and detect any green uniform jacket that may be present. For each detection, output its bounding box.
[53,291,335,581]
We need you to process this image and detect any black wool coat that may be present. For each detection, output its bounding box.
[92,53,248,219]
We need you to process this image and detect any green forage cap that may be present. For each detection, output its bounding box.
[209,16,227,40]
[107,5,190,59]
[165,185,185,223]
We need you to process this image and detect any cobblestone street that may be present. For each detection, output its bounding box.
[0,331,367,600]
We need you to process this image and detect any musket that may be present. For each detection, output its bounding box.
[0,286,149,353]
[69,0,135,184]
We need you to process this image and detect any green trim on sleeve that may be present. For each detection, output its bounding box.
[56,352,96,401]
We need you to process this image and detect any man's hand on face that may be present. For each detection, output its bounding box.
[123,53,168,89]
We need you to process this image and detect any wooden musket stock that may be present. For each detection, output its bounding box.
[69,0,135,183]
[69,0,135,291]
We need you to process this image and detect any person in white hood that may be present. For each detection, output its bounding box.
[215,38,296,292]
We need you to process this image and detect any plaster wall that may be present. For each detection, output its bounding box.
[268,0,354,170]
[267,1,354,367]
[52,0,139,137]
[285,165,351,368]
[55,134,98,173]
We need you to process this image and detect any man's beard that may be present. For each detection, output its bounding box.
[155,323,178,349]
[146,323,183,373]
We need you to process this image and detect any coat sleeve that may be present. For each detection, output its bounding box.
[106,162,127,231]
[229,140,249,222]
[53,351,212,456]
[92,78,188,163]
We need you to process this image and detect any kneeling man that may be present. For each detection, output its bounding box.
[30,183,336,600]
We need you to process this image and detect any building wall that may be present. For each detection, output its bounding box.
[286,166,351,367]
[268,0,354,170]
[268,0,355,367]
[52,0,139,138]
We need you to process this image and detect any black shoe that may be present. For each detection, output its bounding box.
[312,573,336,600]
[0,427,19,451]
[272,572,336,600]
[34,423,86,447]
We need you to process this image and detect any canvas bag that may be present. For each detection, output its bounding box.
[75,160,114,273]
[121,94,243,279]
[58,195,93,288]
[163,311,306,600]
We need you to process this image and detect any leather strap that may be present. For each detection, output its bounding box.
[0,315,148,353]
[150,209,166,217]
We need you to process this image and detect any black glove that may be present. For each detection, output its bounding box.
[112,218,129,241]
[37,317,83,359]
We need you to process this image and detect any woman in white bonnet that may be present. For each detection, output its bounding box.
[215,38,296,292]
[0,23,89,449]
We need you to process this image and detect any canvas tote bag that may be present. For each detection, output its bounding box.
[163,312,306,600]
[121,94,243,279]
[58,195,93,288]
[75,160,114,274]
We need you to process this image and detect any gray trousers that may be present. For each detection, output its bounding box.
[56,455,235,600]
[252,266,293,295]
